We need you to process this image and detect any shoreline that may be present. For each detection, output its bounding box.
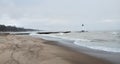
[32,35,120,64]
[0,35,112,64]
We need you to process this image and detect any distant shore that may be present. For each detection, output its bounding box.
[0,35,112,64]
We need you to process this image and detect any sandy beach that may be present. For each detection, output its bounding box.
[0,35,112,64]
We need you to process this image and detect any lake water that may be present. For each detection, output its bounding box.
[38,31,120,53]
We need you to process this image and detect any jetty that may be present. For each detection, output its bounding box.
[37,31,71,34]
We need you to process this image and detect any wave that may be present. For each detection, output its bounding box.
[35,32,120,53]
[74,40,120,53]
[40,34,91,42]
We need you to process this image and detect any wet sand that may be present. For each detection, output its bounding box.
[0,35,112,64]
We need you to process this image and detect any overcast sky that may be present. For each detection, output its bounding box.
[0,0,120,31]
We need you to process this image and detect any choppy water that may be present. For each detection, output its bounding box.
[42,31,120,53]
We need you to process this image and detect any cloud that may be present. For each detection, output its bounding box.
[102,19,120,23]
[0,14,18,26]
[0,0,120,31]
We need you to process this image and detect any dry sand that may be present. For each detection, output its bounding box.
[0,35,112,64]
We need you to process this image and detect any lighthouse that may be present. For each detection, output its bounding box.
[81,24,85,32]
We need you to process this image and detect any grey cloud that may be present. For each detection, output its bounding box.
[0,0,120,31]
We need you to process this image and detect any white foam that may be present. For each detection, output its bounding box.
[74,40,120,53]
[111,32,118,35]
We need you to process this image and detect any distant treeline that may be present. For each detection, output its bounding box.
[0,24,37,32]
